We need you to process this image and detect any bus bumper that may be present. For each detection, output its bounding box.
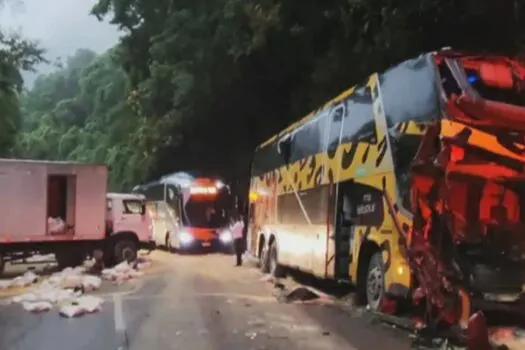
[178,238,233,252]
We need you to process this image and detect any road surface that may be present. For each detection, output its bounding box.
[0,251,412,350]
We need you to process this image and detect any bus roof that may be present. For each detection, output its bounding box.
[256,50,450,150]
[257,84,358,149]
[134,172,225,190]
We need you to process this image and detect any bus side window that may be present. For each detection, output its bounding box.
[389,130,422,210]
[326,106,344,153]
[378,54,440,211]
[342,85,377,144]
[378,54,440,128]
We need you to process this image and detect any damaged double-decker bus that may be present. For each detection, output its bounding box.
[133,172,234,252]
[247,48,525,347]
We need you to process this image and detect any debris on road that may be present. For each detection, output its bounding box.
[11,266,95,311]
[6,253,152,317]
[22,301,53,313]
[0,271,39,290]
[277,287,319,304]
[26,254,56,263]
[101,261,144,284]
[275,286,335,306]
[59,295,103,318]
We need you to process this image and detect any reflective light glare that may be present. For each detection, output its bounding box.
[215,180,225,189]
[219,230,233,243]
[179,179,192,188]
[179,231,194,244]
[190,186,218,195]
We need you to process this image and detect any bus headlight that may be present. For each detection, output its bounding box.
[179,231,194,245]
[219,230,233,243]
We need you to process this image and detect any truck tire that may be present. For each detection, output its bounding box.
[366,252,386,311]
[55,250,86,269]
[0,254,4,276]
[113,239,137,264]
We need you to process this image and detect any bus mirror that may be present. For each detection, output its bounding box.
[479,63,513,89]
[140,204,146,215]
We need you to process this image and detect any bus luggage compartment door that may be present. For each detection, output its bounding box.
[334,190,354,280]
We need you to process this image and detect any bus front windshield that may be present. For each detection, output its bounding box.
[181,197,227,229]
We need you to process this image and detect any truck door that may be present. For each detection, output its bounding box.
[119,199,148,240]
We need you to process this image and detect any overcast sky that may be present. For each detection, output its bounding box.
[0,0,121,87]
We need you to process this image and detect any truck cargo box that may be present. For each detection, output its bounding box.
[0,159,108,242]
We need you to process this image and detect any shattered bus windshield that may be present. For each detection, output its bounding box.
[463,60,525,106]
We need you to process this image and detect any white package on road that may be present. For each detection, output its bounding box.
[22,301,53,313]
[59,295,103,318]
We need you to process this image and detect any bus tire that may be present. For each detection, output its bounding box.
[366,252,386,312]
[165,234,171,253]
[260,246,270,273]
[269,242,286,278]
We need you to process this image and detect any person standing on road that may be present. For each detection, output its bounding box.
[231,214,245,266]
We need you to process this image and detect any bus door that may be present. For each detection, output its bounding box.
[164,185,182,235]
[154,202,171,246]
[147,201,164,246]
[322,103,352,279]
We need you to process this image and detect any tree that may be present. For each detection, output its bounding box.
[16,49,152,190]
[18,1,525,191]
[0,19,45,156]
[88,0,525,186]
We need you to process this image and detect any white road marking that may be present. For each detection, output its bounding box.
[113,294,126,332]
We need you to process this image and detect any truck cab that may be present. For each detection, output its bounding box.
[105,193,154,264]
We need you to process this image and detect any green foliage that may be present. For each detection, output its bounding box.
[0,26,45,156]
[16,1,525,192]
[15,49,152,190]
[88,0,525,184]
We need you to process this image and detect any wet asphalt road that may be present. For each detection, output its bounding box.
[0,251,412,350]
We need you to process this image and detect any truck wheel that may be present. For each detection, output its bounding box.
[0,254,4,276]
[114,240,137,264]
[366,252,386,311]
[268,242,286,278]
[55,250,86,269]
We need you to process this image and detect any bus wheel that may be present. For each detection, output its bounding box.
[260,246,270,273]
[269,242,286,278]
[366,252,385,311]
[165,234,174,253]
